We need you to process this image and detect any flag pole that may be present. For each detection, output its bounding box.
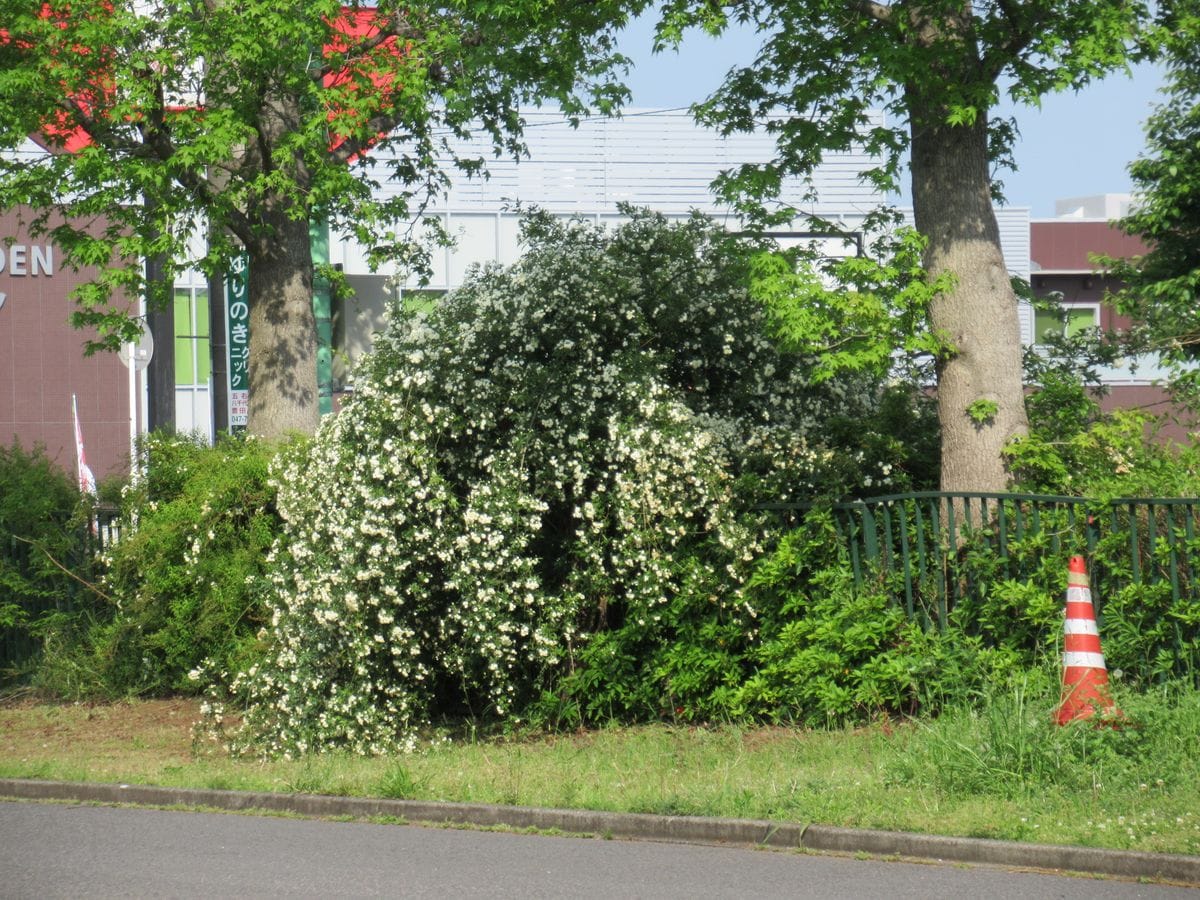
[128,339,139,486]
[72,392,82,489]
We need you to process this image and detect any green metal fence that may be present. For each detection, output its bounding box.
[759,491,1200,632]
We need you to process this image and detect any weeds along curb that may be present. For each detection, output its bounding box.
[2,778,1198,884]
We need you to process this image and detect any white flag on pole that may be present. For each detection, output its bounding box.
[72,394,97,496]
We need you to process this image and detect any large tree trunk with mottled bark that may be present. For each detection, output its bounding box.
[908,95,1028,493]
[239,83,321,441]
[246,207,320,440]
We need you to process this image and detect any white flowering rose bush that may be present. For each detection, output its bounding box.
[210,210,916,754]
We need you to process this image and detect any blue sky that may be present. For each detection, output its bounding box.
[616,16,1164,218]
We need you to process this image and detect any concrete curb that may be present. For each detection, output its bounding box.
[2,778,1197,884]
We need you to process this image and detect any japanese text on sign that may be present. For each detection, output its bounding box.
[225,256,250,429]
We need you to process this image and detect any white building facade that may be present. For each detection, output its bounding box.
[329,108,894,388]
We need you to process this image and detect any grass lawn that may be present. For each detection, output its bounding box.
[2,693,1199,857]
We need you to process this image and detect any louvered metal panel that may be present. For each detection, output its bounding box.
[996,207,1031,280]
[996,207,1033,344]
[364,108,882,214]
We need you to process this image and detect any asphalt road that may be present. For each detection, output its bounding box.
[0,801,1193,899]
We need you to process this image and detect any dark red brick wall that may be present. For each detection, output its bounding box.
[1031,221,1148,272]
[1031,272,1134,332]
[0,208,134,483]
[1101,385,1197,445]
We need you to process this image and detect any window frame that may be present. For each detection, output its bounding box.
[1033,301,1101,346]
[173,285,212,388]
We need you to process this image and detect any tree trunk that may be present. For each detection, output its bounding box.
[908,97,1028,494]
[144,199,174,433]
[246,209,320,440]
[208,265,229,435]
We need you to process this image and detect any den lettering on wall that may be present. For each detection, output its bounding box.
[0,241,55,312]
[0,242,54,277]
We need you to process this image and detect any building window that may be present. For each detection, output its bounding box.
[1034,304,1098,345]
[174,286,210,387]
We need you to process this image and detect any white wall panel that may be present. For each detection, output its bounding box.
[339,274,393,382]
[335,108,1053,371]
[497,215,523,267]
[346,107,889,284]
[448,214,501,286]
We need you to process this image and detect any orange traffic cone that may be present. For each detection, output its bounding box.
[1056,555,1120,725]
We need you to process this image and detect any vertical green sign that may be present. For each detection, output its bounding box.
[310,219,333,416]
[225,256,249,431]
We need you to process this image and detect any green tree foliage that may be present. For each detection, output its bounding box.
[1115,2,1200,400]
[651,0,1148,492]
[0,0,639,438]
[750,223,949,385]
[1010,287,1200,501]
[37,433,281,698]
[1006,404,1200,500]
[0,441,89,682]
